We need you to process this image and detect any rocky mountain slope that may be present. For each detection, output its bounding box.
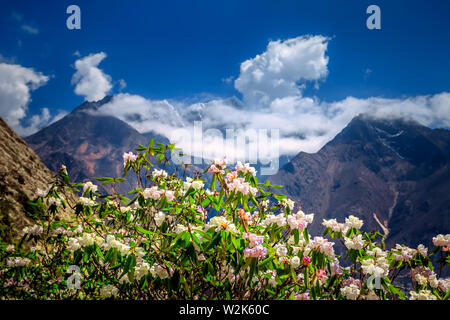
[0,117,76,242]
[269,114,450,249]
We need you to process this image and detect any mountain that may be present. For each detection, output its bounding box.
[269,114,450,249]
[25,96,202,194]
[0,117,76,242]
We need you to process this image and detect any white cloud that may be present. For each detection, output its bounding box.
[21,24,39,35]
[234,35,330,107]
[0,62,69,136]
[118,79,127,91]
[0,62,48,132]
[90,36,450,165]
[93,93,184,133]
[71,52,112,102]
[222,76,234,84]
[0,54,16,64]
[19,108,69,136]
[96,93,450,161]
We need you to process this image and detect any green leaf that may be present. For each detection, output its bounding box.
[248,259,257,286]
[95,245,104,259]
[257,256,273,268]
[210,174,217,191]
[293,229,299,245]
[443,290,450,300]
[136,226,153,235]
[205,232,221,251]
[303,228,309,243]
[120,255,136,279]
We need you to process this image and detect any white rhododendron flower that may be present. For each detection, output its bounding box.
[279,198,295,211]
[392,244,416,262]
[100,284,119,299]
[308,237,335,259]
[102,235,130,256]
[275,244,288,257]
[360,257,389,278]
[23,224,43,236]
[287,212,308,231]
[212,157,227,169]
[409,290,437,300]
[322,218,345,233]
[162,190,175,201]
[344,234,365,250]
[79,197,96,206]
[432,234,450,247]
[207,216,234,232]
[226,177,257,196]
[7,257,32,267]
[83,181,98,194]
[35,188,47,198]
[154,211,166,227]
[143,186,161,200]
[174,224,188,234]
[291,256,301,269]
[416,244,428,257]
[48,196,62,207]
[134,261,151,280]
[235,161,257,176]
[344,215,363,229]
[67,238,81,252]
[152,169,168,179]
[438,278,450,292]
[340,284,360,300]
[123,152,138,167]
[191,180,204,190]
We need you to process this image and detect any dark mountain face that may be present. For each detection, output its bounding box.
[25,97,199,194]
[270,114,450,249]
[0,118,76,242]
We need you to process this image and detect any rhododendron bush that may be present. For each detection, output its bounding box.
[0,140,449,300]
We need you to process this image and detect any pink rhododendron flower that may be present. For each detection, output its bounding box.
[243,232,264,248]
[123,152,138,167]
[243,244,267,258]
[302,256,311,266]
[315,269,328,282]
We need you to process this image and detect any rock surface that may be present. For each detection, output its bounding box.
[270,114,450,249]
[0,117,76,242]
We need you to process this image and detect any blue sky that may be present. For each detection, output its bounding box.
[1,0,449,110]
[0,0,450,158]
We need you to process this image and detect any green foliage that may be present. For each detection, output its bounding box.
[0,140,448,300]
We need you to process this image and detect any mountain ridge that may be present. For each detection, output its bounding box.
[270,114,450,249]
[0,117,76,242]
[25,97,203,193]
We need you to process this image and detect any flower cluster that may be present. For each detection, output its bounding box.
[244,245,267,259]
[0,140,448,301]
[235,161,257,176]
[208,157,227,175]
[123,152,138,167]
